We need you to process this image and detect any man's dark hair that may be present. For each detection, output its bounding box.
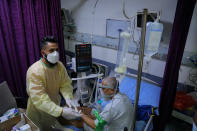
[40,36,57,49]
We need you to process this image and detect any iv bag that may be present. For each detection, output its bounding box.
[115,31,131,74]
[145,21,163,57]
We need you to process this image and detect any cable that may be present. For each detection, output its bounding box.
[130,18,141,60]
[123,0,142,61]
[122,0,136,19]
[93,0,99,11]
[122,0,130,19]
[91,0,100,45]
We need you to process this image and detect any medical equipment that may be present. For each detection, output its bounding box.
[132,9,148,131]
[73,72,103,106]
[115,30,131,74]
[75,44,92,72]
[78,73,90,105]
[19,124,32,131]
[0,108,19,123]
[120,7,162,130]
[92,62,108,77]
[72,44,104,106]
[145,19,163,57]
[74,44,92,105]
[136,12,157,28]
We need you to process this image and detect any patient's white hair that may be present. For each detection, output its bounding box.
[102,77,118,89]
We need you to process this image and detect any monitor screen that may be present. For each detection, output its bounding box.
[75,44,92,72]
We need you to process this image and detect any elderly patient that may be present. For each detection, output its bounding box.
[81,77,133,131]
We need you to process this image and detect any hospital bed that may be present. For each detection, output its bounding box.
[63,73,161,131]
[118,75,161,131]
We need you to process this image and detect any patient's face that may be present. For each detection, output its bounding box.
[102,88,114,95]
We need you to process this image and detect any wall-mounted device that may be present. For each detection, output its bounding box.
[137,12,158,28]
[61,8,72,25]
[61,8,75,33]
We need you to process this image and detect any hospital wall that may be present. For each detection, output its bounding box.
[61,0,197,87]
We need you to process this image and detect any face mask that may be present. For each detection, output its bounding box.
[100,89,114,101]
[46,51,59,64]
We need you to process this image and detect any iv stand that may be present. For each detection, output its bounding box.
[131,8,148,131]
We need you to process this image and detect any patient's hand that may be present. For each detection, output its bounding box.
[77,106,95,119]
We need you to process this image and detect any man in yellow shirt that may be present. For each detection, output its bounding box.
[26,36,80,131]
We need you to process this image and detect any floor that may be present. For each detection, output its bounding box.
[164,117,192,131]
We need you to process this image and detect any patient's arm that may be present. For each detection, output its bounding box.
[81,114,96,129]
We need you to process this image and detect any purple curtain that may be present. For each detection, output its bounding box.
[154,0,196,130]
[0,0,65,97]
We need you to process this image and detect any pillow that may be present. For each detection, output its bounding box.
[0,81,17,116]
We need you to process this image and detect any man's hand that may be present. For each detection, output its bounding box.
[65,98,80,113]
[66,98,79,107]
[61,107,81,120]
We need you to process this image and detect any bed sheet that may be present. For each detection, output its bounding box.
[119,76,161,107]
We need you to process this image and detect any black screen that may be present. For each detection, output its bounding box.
[75,44,92,72]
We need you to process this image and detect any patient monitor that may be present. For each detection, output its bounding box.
[72,44,103,106]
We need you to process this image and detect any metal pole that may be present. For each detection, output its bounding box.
[144,115,153,131]
[131,8,148,131]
